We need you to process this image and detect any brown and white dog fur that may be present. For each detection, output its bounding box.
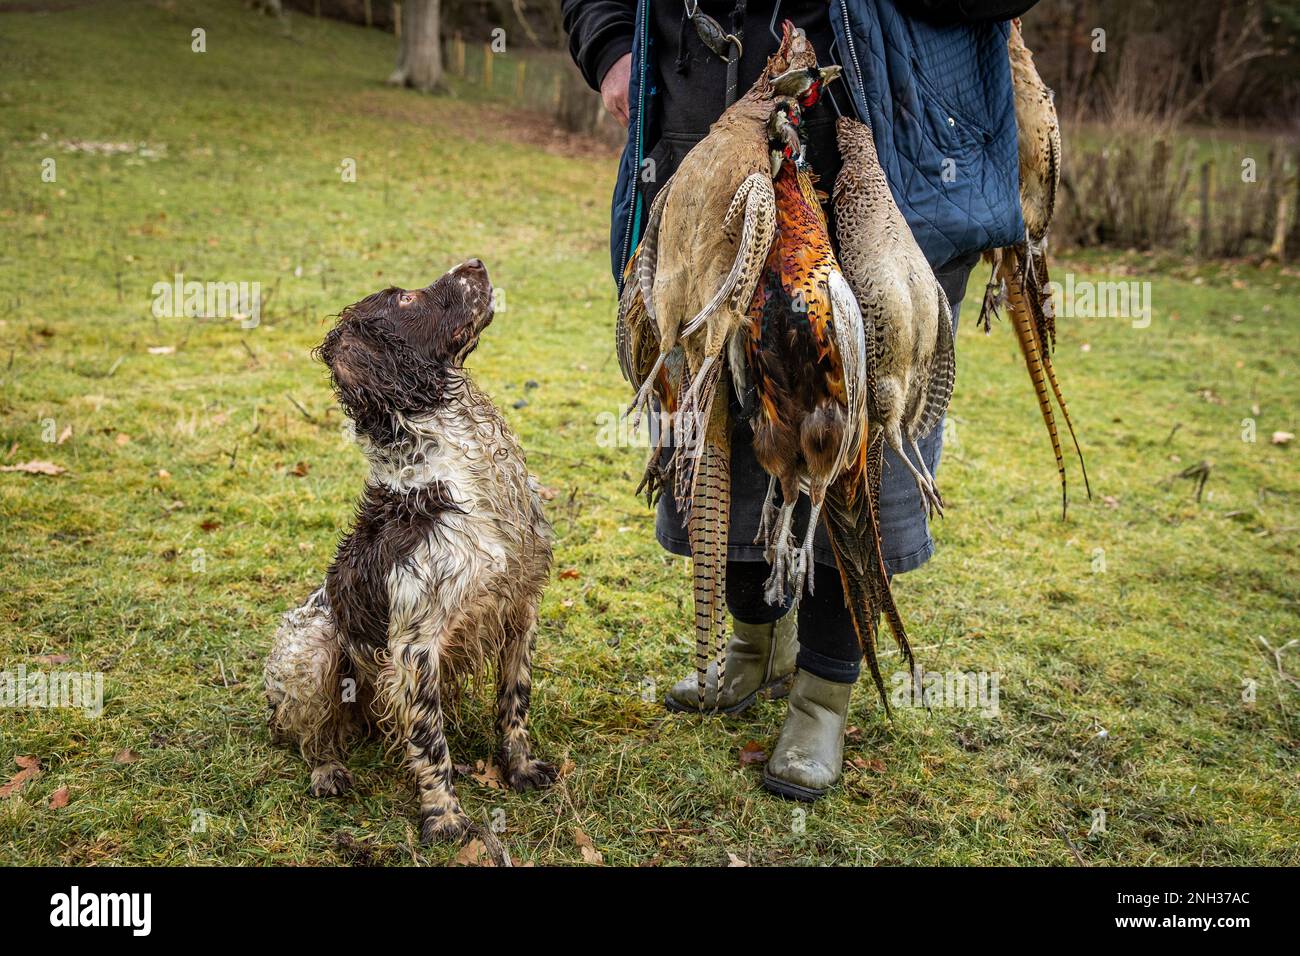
[264,259,556,843]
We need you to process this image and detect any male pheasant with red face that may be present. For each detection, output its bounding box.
[741,103,913,708]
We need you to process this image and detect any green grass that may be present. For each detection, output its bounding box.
[1,1,1297,866]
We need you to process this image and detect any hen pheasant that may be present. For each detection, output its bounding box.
[833,116,955,521]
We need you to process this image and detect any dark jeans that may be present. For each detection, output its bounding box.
[726,560,862,683]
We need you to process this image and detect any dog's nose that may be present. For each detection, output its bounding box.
[464,258,484,271]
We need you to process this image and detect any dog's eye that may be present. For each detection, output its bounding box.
[398,292,416,306]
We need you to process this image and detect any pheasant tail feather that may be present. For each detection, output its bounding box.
[686,382,731,710]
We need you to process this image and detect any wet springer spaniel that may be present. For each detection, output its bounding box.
[264,259,556,843]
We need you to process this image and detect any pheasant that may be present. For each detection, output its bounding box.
[979,17,1089,519]
[743,107,912,708]
[627,22,837,708]
[833,116,955,521]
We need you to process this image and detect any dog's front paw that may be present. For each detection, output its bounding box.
[507,758,558,792]
[420,807,473,845]
[308,764,353,798]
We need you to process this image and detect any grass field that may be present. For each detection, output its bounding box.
[1,1,1297,866]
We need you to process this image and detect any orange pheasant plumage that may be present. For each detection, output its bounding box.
[744,152,909,707]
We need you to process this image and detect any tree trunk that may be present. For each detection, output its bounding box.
[388,0,443,93]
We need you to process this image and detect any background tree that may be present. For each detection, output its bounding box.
[389,0,444,93]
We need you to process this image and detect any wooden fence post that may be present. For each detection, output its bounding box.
[483,44,493,89]
[1269,157,1296,262]
[1198,159,1214,259]
[392,3,400,40]
[515,61,527,101]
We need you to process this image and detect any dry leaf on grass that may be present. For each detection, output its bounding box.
[557,568,581,580]
[48,786,69,809]
[290,461,310,477]
[453,838,495,867]
[469,760,506,790]
[726,852,750,867]
[56,425,72,445]
[574,827,604,865]
[1,756,41,797]
[114,433,131,446]
[113,748,140,764]
[1272,431,1294,445]
[537,485,560,501]
[0,461,67,476]
[739,741,767,766]
[35,654,69,665]
[147,346,175,355]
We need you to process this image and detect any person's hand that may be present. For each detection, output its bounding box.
[600,53,633,128]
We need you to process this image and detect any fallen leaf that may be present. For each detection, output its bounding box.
[1,756,41,798]
[157,469,171,481]
[48,786,69,809]
[558,568,580,580]
[147,346,175,355]
[574,827,604,865]
[113,748,140,764]
[469,760,506,790]
[1079,343,1091,352]
[1272,431,1294,445]
[290,461,309,477]
[56,425,72,445]
[453,838,495,867]
[114,433,131,446]
[726,852,750,867]
[0,460,66,476]
[845,725,862,740]
[1102,495,1120,509]
[34,654,69,665]
[199,519,221,532]
[738,741,767,766]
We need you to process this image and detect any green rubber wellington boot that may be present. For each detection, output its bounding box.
[761,670,852,801]
[664,613,797,715]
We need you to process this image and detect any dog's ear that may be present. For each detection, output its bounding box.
[315,322,396,441]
